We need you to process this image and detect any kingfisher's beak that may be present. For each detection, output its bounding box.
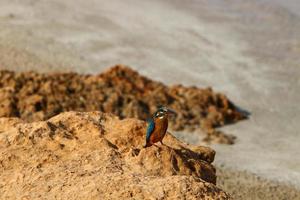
[167,108,177,116]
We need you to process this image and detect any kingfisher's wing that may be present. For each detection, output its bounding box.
[146,118,155,142]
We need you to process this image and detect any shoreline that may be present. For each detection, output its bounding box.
[217,166,300,199]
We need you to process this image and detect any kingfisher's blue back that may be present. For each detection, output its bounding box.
[146,118,155,143]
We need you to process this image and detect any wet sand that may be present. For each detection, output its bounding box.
[217,166,300,199]
[0,0,300,199]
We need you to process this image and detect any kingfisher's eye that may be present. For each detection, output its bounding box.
[155,110,165,117]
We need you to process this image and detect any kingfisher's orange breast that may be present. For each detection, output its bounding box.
[149,117,168,143]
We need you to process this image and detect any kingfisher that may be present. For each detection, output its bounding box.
[144,106,177,148]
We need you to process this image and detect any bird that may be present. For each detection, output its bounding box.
[144,106,176,148]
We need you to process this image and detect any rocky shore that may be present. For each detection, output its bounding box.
[1,0,300,198]
[0,111,229,199]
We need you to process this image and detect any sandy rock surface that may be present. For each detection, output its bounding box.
[0,111,229,199]
[0,66,245,144]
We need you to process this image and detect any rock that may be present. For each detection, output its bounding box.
[0,111,230,199]
[0,65,246,144]
[0,87,18,117]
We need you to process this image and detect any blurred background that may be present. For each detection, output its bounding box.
[0,0,299,199]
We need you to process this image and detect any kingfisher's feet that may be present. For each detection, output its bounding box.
[143,142,154,148]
